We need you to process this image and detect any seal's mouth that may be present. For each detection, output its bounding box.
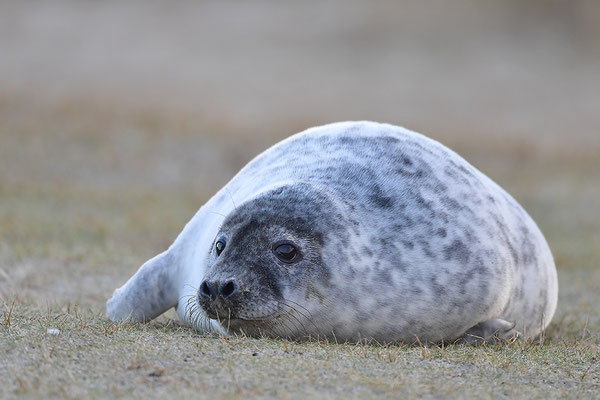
[205,311,283,324]
[198,291,284,327]
[203,308,289,335]
[196,296,313,339]
[223,315,294,337]
[196,289,302,337]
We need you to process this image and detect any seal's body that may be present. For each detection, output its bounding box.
[107,121,558,343]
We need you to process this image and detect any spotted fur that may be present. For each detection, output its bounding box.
[107,121,558,343]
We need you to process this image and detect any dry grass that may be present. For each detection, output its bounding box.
[2,1,600,398]
[2,299,600,399]
[2,303,599,399]
[1,94,599,400]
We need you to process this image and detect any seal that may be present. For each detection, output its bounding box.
[107,121,558,344]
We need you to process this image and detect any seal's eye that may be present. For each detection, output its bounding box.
[273,242,298,263]
[215,240,226,256]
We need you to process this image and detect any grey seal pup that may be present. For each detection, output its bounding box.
[107,121,558,344]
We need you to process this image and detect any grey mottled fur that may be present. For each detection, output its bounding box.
[107,121,558,344]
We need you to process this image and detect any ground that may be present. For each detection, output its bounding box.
[1,96,598,399]
[1,1,599,399]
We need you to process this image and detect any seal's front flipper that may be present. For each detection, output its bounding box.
[457,319,520,345]
[107,250,178,322]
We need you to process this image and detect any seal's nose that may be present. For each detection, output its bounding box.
[218,279,238,299]
[199,280,217,300]
[199,279,238,300]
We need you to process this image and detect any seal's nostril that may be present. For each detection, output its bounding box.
[199,280,217,300]
[219,280,238,299]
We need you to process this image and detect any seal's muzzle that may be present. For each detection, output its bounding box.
[198,278,240,319]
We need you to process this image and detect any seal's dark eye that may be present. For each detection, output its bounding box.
[273,243,298,263]
[215,240,226,256]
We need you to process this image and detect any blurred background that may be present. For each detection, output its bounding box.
[0,1,598,325]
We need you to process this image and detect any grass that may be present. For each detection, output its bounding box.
[1,95,599,399]
[2,303,599,399]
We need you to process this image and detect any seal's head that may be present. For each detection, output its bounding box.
[196,183,349,339]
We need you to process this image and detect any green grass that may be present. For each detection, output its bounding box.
[1,96,599,399]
